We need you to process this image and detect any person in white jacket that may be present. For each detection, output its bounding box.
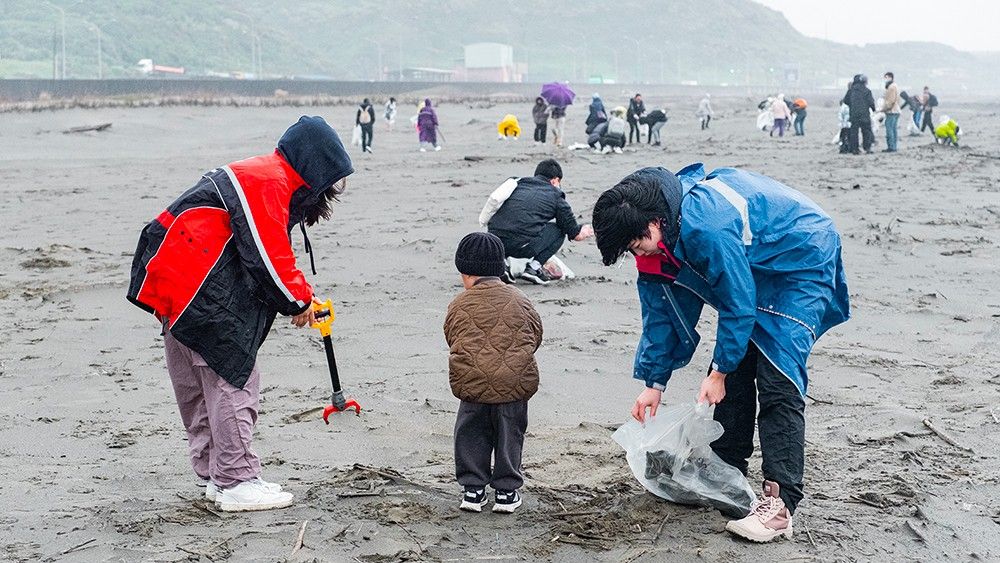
[770,94,792,137]
[697,94,714,130]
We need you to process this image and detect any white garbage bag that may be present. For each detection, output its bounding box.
[612,402,756,518]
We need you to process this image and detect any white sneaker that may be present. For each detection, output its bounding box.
[205,481,218,501]
[420,147,427,152]
[204,477,280,502]
[216,480,294,512]
[613,146,623,154]
[434,146,442,151]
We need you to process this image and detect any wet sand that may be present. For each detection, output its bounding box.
[1,97,998,562]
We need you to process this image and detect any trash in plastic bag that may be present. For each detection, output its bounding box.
[351,124,362,146]
[612,402,755,518]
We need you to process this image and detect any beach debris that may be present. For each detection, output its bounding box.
[290,520,308,556]
[922,418,973,453]
[904,520,927,542]
[20,257,70,270]
[62,122,112,134]
[463,155,486,161]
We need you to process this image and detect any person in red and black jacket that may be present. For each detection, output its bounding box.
[127,116,353,511]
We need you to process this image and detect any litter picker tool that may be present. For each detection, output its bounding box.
[310,299,361,423]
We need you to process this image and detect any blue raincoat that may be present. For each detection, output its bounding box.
[634,164,850,395]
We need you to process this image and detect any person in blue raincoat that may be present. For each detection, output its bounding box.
[592,164,849,544]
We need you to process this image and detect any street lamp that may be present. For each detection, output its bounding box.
[365,38,383,81]
[625,37,641,84]
[42,2,66,79]
[232,11,260,77]
[86,22,103,79]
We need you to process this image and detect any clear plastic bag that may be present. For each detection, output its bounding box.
[351,124,362,146]
[612,402,755,518]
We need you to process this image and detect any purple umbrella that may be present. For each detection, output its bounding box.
[540,82,576,107]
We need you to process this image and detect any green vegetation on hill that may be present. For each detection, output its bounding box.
[0,0,995,91]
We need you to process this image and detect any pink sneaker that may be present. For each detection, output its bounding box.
[725,481,793,542]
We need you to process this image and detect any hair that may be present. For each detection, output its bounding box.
[592,177,669,266]
[304,178,347,226]
[536,96,544,104]
[884,71,894,79]
[534,159,563,181]
[389,97,396,102]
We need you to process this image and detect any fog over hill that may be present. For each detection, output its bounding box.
[1,0,995,92]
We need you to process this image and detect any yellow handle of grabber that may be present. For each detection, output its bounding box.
[310,299,335,338]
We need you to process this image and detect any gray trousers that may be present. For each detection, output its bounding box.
[454,400,528,492]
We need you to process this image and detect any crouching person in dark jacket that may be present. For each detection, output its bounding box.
[445,232,543,514]
[486,159,594,284]
[127,116,353,512]
[592,164,850,543]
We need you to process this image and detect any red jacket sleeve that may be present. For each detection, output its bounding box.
[221,165,313,315]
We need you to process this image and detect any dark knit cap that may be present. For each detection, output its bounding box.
[455,232,505,277]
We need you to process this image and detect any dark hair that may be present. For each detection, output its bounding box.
[884,72,894,79]
[534,159,563,181]
[304,178,347,226]
[390,97,396,102]
[592,178,669,266]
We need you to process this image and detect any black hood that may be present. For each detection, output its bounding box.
[276,115,354,208]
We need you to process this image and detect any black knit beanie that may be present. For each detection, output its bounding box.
[455,232,505,277]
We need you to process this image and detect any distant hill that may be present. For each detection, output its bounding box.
[1,0,996,92]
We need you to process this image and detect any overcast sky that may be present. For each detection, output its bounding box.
[753,0,1000,52]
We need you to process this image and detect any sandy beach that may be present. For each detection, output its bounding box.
[1,97,998,562]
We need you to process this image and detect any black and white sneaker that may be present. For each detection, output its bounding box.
[519,265,552,285]
[459,487,488,512]
[492,490,522,514]
[500,260,516,284]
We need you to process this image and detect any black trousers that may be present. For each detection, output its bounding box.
[710,343,806,513]
[921,110,934,132]
[533,123,547,143]
[848,119,873,153]
[628,119,641,143]
[454,400,528,491]
[360,123,373,151]
[500,223,565,265]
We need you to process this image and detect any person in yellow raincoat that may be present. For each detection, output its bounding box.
[934,116,960,146]
[498,114,522,140]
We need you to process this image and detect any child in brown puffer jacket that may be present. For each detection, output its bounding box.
[444,232,543,514]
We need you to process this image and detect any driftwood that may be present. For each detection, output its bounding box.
[290,520,308,556]
[922,418,974,452]
[63,122,112,134]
